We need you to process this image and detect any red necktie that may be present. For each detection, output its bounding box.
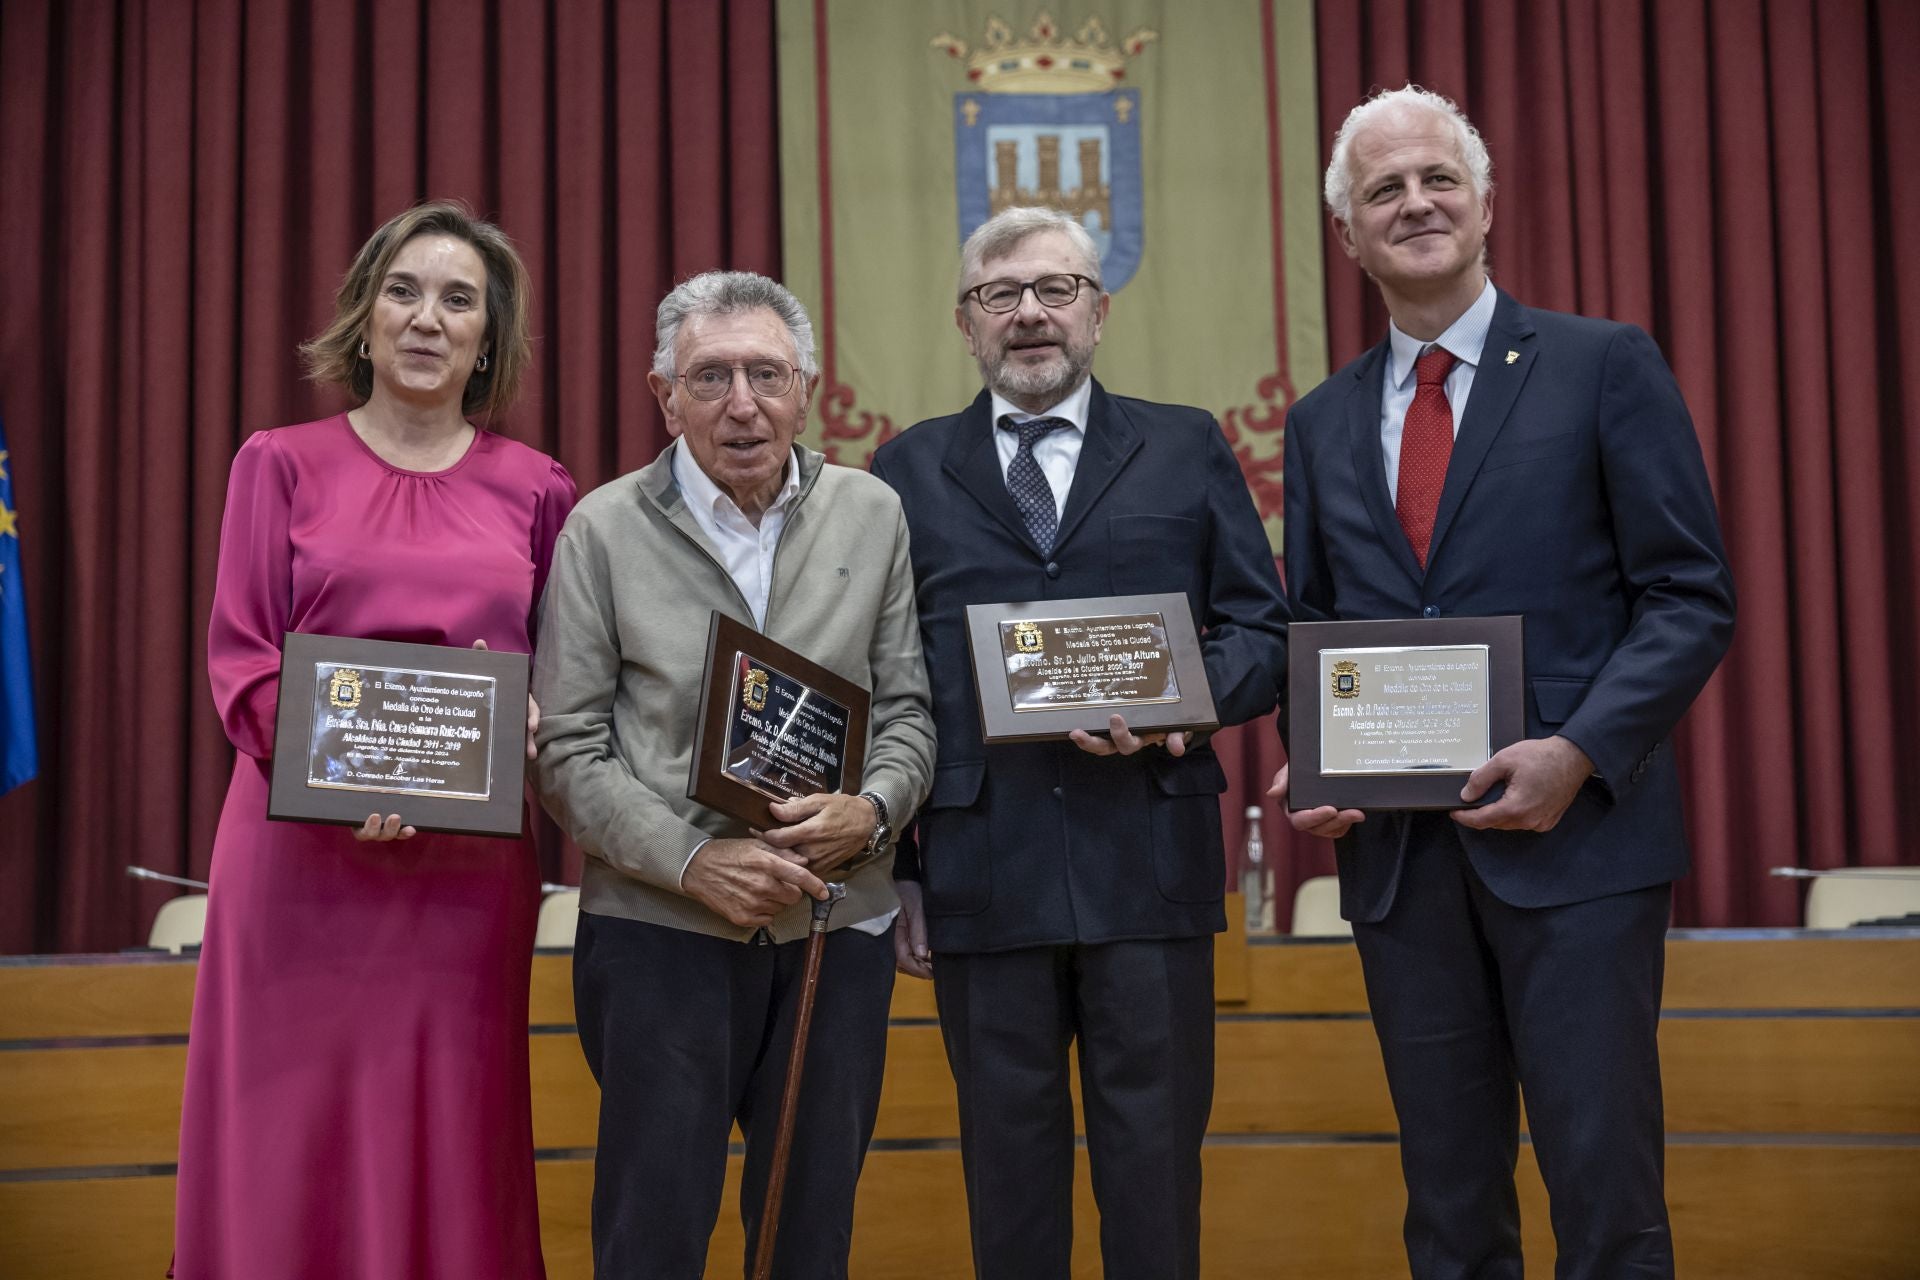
[1396,346,1458,569]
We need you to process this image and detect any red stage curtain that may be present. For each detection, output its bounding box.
[1294,0,1920,926]
[0,0,779,953]
[6,1,1917,950]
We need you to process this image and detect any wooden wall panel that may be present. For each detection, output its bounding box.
[5,934,1916,1279]
[11,1011,1918,1175]
[1661,937,1920,1010]
[0,1045,184,1171]
[11,932,1914,1042]
[7,1145,1916,1280]
[1241,934,1920,1016]
[1659,1018,1920,1133]
[0,961,195,1039]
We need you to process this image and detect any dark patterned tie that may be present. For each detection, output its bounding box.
[999,415,1072,552]
[1396,346,1458,569]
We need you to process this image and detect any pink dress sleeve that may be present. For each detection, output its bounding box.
[529,457,577,638]
[207,430,297,759]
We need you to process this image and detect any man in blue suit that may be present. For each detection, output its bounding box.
[1272,87,1736,1278]
[871,206,1287,1279]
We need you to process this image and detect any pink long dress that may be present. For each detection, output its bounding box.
[173,415,575,1280]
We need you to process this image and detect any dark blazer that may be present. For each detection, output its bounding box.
[1283,289,1736,922]
[871,381,1288,954]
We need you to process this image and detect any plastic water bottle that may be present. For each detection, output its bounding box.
[1241,805,1275,933]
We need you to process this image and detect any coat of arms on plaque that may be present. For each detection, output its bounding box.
[935,13,1157,291]
[327,668,364,711]
[1330,661,1361,699]
[741,666,771,713]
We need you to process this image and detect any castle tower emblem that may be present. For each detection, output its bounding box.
[934,13,1157,291]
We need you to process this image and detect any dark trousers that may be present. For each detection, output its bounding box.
[573,911,896,1280]
[1353,819,1674,1280]
[932,937,1215,1280]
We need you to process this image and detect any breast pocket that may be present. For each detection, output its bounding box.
[1109,514,1199,596]
[1479,430,1579,475]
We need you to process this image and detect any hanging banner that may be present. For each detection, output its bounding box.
[778,1,1326,549]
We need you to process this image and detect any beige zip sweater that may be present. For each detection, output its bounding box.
[532,443,935,943]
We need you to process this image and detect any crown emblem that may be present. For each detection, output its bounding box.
[933,12,1158,94]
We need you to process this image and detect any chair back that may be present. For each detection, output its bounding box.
[148,894,209,953]
[535,889,581,949]
[1804,869,1920,929]
[1289,875,1352,937]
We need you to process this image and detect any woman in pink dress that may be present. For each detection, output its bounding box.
[173,200,575,1279]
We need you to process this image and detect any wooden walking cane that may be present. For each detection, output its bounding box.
[750,880,847,1280]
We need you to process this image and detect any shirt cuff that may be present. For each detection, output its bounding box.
[844,908,899,937]
[677,837,711,892]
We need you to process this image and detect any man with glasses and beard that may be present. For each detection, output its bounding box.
[870,207,1287,1279]
[534,271,934,1276]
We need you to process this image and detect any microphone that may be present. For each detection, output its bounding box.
[127,865,210,891]
[1768,867,1920,881]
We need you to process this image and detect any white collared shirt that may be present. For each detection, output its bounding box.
[669,439,893,936]
[1379,278,1498,501]
[990,376,1092,521]
[670,438,801,629]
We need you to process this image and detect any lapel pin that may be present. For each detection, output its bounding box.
[1505,350,1519,365]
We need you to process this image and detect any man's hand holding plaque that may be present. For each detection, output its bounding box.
[1266,763,1366,838]
[1067,712,1191,758]
[1451,735,1594,832]
[761,792,885,876]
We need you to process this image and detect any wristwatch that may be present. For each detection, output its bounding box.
[857,790,892,859]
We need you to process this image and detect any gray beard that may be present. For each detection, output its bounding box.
[979,343,1093,409]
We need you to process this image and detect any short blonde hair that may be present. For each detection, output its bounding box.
[300,199,533,418]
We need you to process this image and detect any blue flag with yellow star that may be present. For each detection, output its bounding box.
[0,415,37,792]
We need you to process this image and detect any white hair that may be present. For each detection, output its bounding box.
[1323,85,1494,221]
[958,206,1103,297]
[651,270,818,379]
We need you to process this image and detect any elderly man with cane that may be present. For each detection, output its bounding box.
[534,270,934,1278]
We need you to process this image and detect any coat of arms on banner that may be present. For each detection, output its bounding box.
[935,14,1157,290]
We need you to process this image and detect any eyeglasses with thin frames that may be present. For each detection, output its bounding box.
[959,273,1100,314]
[677,360,798,401]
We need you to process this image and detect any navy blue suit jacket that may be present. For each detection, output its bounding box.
[872,381,1288,954]
[1283,290,1735,922]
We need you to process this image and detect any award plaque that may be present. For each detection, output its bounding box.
[965,593,1219,744]
[688,612,871,828]
[267,633,529,838]
[1286,616,1525,811]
